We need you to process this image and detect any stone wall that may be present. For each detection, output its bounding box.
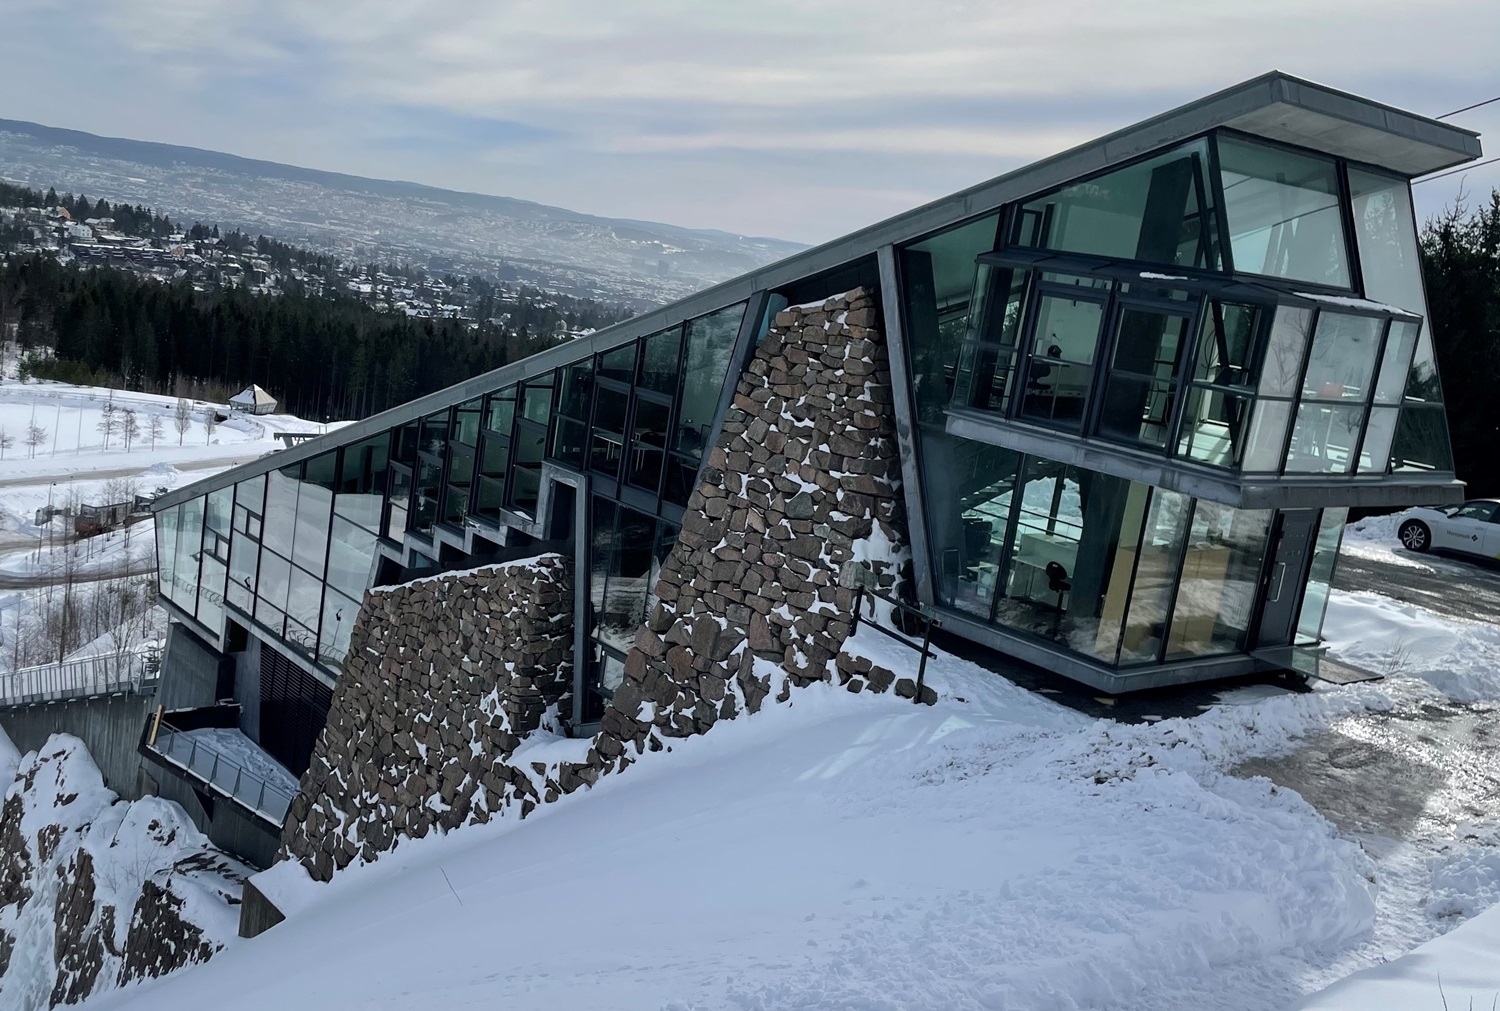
[280,285,920,884]
[602,285,912,755]
[280,554,574,879]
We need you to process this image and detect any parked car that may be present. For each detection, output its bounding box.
[1397,500,1500,559]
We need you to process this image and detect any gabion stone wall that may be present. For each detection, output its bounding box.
[279,285,921,884]
[280,555,573,880]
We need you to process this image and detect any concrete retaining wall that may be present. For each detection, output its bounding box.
[0,693,154,799]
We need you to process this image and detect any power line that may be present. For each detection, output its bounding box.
[1414,154,1500,186]
[1437,95,1500,120]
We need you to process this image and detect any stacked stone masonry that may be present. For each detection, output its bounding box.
[282,286,923,883]
[280,554,575,879]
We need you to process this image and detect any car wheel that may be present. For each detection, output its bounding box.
[1398,520,1431,553]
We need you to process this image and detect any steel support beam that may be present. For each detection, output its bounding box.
[876,245,935,607]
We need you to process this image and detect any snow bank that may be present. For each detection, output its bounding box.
[1296,900,1500,1009]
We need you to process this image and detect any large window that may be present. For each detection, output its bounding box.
[902,214,1003,422]
[1014,139,1221,270]
[922,434,1279,667]
[587,496,680,704]
[1177,302,1266,468]
[1166,502,1273,658]
[1017,277,1109,430]
[952,264,1030,418]
[1283,312,1382,473]
[1347,168,1455,475]
[1098,306,1191,448]
[1217,136,1350,288]
[675,305,743,460]
[925,434,1022,618]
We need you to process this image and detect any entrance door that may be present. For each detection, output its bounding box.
[1253,509,1320,650]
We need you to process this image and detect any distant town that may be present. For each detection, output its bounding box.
[0,187,610,331]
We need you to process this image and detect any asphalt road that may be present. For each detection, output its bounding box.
[0,453,263,489]
[1333,542,1500,626]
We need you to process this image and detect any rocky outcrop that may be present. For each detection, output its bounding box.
[280,286,916,885]
[280,554,575,880]
[0,732,250,1010]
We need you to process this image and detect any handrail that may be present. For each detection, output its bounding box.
[0,644,161,707]
[851,584,941,704]
[147,719,296,826]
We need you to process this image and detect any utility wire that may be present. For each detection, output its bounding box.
[1414,154,1500,186]
[1436,95,1500,120]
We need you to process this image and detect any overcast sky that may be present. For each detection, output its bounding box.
[3,0,1498,244]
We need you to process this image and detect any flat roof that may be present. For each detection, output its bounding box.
[154,70,1482,511]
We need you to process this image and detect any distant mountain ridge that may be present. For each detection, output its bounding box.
[0,118,804,308]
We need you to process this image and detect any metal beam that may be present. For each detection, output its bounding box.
[945,409,1465,510]
[876,245,935,607]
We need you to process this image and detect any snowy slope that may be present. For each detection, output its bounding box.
[76,592,1500,1011]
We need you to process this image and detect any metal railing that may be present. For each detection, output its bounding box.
[851,584,941,704]
[0,645,162,708]
[146,716,295,826]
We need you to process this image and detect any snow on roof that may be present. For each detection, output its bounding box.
[229,384,277,407]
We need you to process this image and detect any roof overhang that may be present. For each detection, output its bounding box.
[1220,75,1480,177]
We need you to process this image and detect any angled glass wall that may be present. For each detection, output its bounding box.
[897,131,1455,678]
[158,298,750,693]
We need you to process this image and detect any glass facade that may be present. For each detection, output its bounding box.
[154,103,1465,720]
[924,429,1276,666]
[896,126,1456,677]
[158,300,750,695]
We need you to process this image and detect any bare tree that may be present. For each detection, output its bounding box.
[0,427,12,459]
[105,475,142,549]
[147,412,164,449]
[204,409,218,445]
[97,401,119,449]
[24,420,47,458]
[121,408,141,452]
[173,398,192,446]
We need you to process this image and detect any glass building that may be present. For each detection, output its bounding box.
[152,73,1481,782]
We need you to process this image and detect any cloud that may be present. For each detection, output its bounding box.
[1,0,1496,242]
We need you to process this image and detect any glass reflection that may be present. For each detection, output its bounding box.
[1117,489,1190,663]
[1015,139,1221,269]
[1166,502,1272,657]
[1296,508,1347,645]
[1217,136,1349,287]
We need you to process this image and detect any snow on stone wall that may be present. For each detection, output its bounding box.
[277,285,921,887]
[606,284,916,753]
[280,554,574,880]
[0,731,249,1009]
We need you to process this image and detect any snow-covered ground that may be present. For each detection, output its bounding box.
[0,377,327,673]
[75,574,1500,1011]
[1297,900,1500,1009]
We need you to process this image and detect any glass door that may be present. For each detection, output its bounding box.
[1251,508,1319,650]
